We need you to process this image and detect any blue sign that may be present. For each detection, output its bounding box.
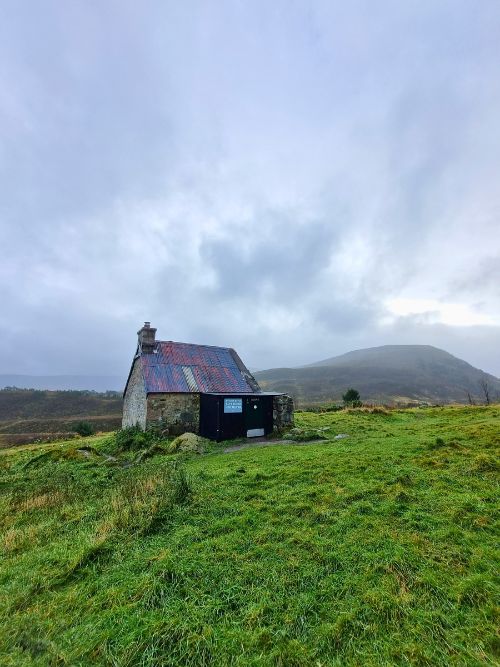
[224,398,242,413]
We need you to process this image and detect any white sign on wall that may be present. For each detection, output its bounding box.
[224,398,243,413]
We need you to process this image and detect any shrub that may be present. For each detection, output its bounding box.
[302,403,343,413]
[370,406,390,415]
[342,388,362,407]
[72,421,95,437]
[114,426,157,452]
[324,403,344,412]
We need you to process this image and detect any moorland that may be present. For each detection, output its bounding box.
[1,405,498,666]
[0,389,122,447]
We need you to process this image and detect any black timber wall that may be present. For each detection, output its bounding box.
[199,394,274,441]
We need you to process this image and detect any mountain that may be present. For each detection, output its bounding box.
[0,375,125,392]
[2,346,498,405]
[254,345,500,405]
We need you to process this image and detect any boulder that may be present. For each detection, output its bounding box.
[288,427,329,442]
[167,432,208,454]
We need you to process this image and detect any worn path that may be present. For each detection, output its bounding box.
[223,438,324,453]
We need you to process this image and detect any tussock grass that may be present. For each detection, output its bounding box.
[2,524,42,554]
[344,405,391,415]
[0,405,498,665]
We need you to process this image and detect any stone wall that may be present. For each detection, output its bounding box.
[122,359,147,429]
[146,393,200,436]
[272,394,294,431]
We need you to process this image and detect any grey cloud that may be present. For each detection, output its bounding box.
[200,211,338,299]
[313,300,378,335]
[0,1,176,232]
[449,257,500,295]
[1,1,499,379]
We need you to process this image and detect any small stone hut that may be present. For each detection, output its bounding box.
[123,323,294,440]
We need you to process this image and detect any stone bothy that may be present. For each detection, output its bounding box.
[122,323,294,441]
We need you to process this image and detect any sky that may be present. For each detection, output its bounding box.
[1,0,500,380]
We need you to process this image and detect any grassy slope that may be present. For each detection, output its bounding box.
[0,407,499,666]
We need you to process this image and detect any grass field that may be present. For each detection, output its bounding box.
[0,406,499,666]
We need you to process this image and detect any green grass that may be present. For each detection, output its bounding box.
[1,406,499,666]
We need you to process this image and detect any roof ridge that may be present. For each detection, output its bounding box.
[156,340,231,351]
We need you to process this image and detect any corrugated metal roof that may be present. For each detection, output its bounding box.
[140,341,260,394]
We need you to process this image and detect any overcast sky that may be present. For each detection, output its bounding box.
[1,0,499,380]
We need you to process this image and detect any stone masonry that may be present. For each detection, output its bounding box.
[273,394,294,431]
[146,393,200,436]
[122,359,147,429]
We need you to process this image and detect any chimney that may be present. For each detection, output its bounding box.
[137,322,157,354]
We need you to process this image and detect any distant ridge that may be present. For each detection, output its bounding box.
[0,375,125,392]
[2,345,499,404]
[255,345,500,405]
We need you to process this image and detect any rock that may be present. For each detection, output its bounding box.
[334,433,349,439]
[167,432,208,454]
[288,428,329,442]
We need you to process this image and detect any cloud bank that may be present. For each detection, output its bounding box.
[1,1,499,379]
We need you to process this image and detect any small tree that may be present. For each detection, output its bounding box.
[466,390,476,406]
[478,379,491,405]
[342,388,362,407]
[72,421,95,437]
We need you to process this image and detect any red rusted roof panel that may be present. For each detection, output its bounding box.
[140,341,257,394]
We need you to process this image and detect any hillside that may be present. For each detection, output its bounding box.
[0,374,124,392]
[0,406,498,665]
[255,345,500,405]
[0,389,123,446]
